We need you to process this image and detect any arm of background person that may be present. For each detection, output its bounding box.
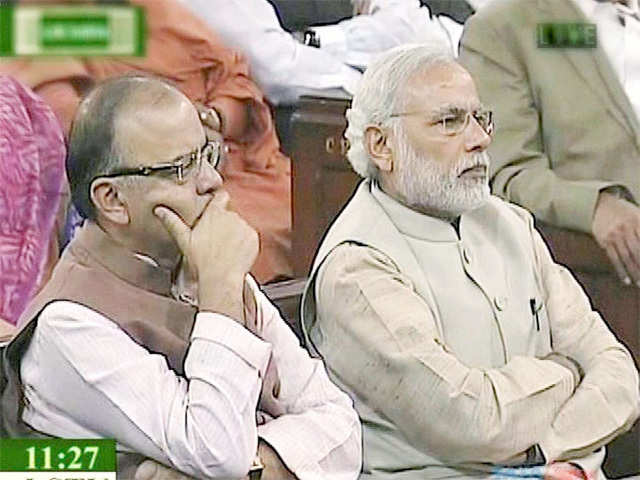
[21,301,271,479]
[312,0,454,66]
[245,277,362,479]
[314,243,578,465]
[527,218,640,462]
[458,10,617,234]
[181,0,362,107]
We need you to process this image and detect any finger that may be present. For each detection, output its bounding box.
[631,227,640,286]
[605,243,631,285]
[620,231,640,286]
[154,206,191,253]
[134,460,158,480]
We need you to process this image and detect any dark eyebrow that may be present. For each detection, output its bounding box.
[430,103,486,118]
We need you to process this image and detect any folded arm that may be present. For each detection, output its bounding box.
[530,225,640,461]
[315,244,578,464]
[21,301,271,479]
[247,277,362,480]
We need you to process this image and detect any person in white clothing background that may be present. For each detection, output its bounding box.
[180,0,460,105]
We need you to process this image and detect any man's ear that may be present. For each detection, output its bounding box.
[90,178,130,225]
[364,125,394,173]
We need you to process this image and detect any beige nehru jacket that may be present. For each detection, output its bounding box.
[302,180,639,479]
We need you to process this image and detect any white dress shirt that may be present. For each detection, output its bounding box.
[180,0,455,105]
[573,0,640,121]
[20,277,362,479]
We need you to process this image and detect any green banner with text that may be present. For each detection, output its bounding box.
[0,5,146,56]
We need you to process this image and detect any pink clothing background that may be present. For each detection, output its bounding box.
[0,76,66,325]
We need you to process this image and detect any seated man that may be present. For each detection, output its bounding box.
[301,45,640,478]
[1,0,292,283]
[0,75,66,325]
[2,75,361,479]
[459,0,640,286]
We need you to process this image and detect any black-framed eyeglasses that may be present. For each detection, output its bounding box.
[97,141,221,185]
[389,108,494,136]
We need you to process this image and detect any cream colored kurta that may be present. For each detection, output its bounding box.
[302,180,640,479]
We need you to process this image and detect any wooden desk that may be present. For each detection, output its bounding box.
[283,95,640,477]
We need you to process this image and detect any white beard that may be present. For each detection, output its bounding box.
[393,127,490,218]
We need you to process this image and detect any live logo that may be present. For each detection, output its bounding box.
[537,23,597,48]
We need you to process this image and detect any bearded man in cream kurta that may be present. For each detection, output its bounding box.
[301,44,640,480]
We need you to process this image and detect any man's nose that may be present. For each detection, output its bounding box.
[196,159,223,195]
[464,115,492,152]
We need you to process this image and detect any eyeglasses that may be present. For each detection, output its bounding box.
[389,108,494,136]
[97,141,221,184]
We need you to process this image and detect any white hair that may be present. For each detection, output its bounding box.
[345,43,456,178]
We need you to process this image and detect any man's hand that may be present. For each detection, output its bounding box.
[592,191,640,286]
[256,440,297,480]
[154,197,259,323]
[134,460,195,480]
[133,440,298,480]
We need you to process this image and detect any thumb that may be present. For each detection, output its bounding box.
[154,206,191,253]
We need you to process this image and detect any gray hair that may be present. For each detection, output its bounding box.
[345,43,456,178]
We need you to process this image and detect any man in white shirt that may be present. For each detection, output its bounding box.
[5,75,362,480]
[301,44,640,479]
[459,0,640,288]
[181,0,457,105]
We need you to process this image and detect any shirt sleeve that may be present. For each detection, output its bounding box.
[181,0,362,105]
[21,301,272,479]
[530,225,640,462]
[314,243,580,464]
[458,10,617,233]
[313,1,454,67]
[243,277,362,480]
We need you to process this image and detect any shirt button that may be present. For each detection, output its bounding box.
[494,296,508,311]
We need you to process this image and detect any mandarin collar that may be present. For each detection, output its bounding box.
[371,182,460,242]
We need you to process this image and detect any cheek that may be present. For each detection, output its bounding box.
[412,136,461,167]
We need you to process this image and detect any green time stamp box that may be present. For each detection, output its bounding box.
[0,439,116,480]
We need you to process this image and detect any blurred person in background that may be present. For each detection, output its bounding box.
[459,0,640,287]
[182,0,460,105]
[0,0,293,283]
[0,75,66,326]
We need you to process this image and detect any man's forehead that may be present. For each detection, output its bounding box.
[402,63,480,110]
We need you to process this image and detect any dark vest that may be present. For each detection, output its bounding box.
[2,222,198,477]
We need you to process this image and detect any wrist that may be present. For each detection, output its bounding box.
[198,274,245,320]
